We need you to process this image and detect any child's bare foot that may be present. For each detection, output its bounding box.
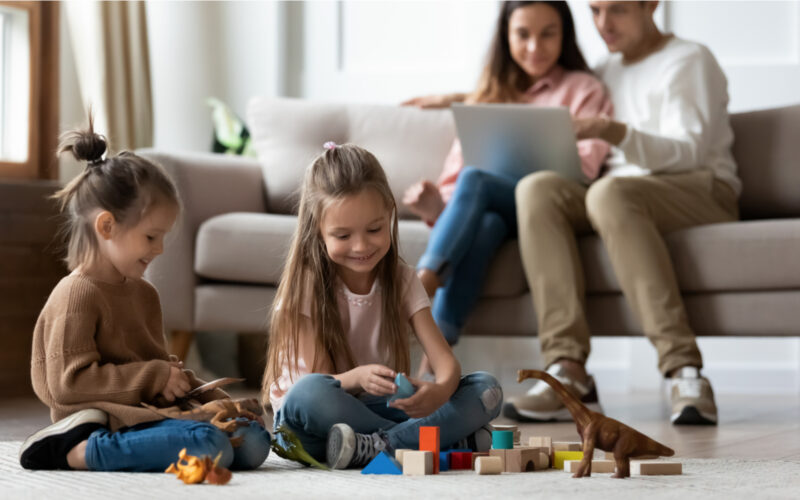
[417,268,441,297]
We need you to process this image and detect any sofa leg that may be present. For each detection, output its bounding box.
[169,330,195,361]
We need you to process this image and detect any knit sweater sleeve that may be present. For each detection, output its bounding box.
[39,290,172,407]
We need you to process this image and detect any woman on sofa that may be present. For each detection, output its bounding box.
[403,1,612,374]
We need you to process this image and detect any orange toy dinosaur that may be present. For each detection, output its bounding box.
[518,369,675,478]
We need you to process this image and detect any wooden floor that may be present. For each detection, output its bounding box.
[3,391,799,460]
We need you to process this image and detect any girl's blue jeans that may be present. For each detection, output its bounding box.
[273,371,503,462]
[85,418,271,472]
[418,167,518,344]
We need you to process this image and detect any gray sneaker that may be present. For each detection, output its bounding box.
[503,364,602,422]
[326,423,392,469]
[668,366,718,425]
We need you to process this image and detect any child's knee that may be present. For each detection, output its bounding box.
[186,422,234,469]
[230,421,271,470]
[466,372,504,418]
[281,374,340,421]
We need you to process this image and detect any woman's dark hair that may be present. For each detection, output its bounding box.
[472,1,590,103]
[51,114,180,270]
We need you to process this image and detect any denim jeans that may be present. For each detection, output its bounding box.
[85,418,271,472]
[273,371,503,462]
[418,166,518,343]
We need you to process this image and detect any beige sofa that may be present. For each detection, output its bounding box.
[141,98,800,355]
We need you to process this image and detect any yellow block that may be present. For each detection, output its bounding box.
[553,451,584,470]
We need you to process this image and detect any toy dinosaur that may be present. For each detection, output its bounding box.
[143,398,263,446]
[166,448,232,485]
[271,424,329,470]
[518,369,675,478]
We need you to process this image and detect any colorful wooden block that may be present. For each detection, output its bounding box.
[438,451,450,472]
[403,451,434,475]
[361,451,402,475]
[492,424,521,444]
[419,426,440,474]
[631,461,682,475]
[553,451,584,469]
[475,456,503,475]
[394,448,412,465]
[504,448,541,472]
[564,459,616,474]
[449,451,473,470]
[491,430,514,450]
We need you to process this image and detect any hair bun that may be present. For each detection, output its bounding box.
[57,114,108,165]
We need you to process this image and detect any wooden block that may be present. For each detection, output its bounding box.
[553,451,584,470]
[631,461,682,476]
[564,459,615,474]
[403,451,434,475]
[489,448,506,469]
[419,426,440,474]
[475,456,503,475]
[450,451,473,470]
[504,448,540,472]
[529,436,553,455]
[553,441,582,452]
[537,451,550,469]
[493,424,521,444]
[492,430,514,449]
[395,449,412,465]
[471,452,489,469]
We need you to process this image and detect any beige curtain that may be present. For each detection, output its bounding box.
[64,1,152,151]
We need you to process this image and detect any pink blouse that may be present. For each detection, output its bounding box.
[438,66,614,203]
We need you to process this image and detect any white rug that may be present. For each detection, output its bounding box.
[2,441,799,499]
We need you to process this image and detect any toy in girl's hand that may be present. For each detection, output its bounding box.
[387,373,416,407]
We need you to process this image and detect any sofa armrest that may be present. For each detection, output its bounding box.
[138,149,266,332]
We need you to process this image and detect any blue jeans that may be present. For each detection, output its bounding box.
[85,418,271,472]
[418,167,518,343]
[274,372,503,461]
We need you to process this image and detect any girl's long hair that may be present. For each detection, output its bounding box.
[262,144,409,402]
[471,1,590,103]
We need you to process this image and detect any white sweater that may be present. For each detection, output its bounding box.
[595,37,741,195]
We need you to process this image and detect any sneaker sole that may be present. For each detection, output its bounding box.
[503,401,604,422]
[326,424,355,469]
[19,409,108,461]
[671,405,717,426]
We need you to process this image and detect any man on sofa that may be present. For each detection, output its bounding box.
[506,1,740,425]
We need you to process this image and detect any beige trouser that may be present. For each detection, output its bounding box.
[515,169,738,376]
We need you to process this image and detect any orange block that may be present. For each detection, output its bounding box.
[419,426,441,474]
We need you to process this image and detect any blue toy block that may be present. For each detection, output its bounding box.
[386,373,416,407]
[361,450,402,475]
[492,430,514,450]
[439,451,450,471]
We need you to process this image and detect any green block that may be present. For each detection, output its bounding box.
[491,430,514,450]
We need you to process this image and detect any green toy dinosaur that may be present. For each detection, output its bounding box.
[271,424,329,470]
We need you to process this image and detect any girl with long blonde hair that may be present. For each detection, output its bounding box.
[263,142,502,469]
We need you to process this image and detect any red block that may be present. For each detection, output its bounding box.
[449,451,474,470]
[419,426,441,474]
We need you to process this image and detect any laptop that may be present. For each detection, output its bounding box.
[450,103,583,182]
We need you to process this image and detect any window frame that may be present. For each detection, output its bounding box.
[0,1,58,180]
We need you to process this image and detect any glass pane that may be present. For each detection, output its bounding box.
[0,5,29,163]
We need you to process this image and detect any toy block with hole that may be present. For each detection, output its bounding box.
[394,449,412,465]
[491,430,514,450]
[504,448,541,472]
[449,451,473,470]
[403,451,434,476]
[361,451,402,475]
[471,452,489,468]
[553,451,584,470]
[631,461,682,475]
[419,427,440,474]
[564,459,616,474]
[475,456,503,475]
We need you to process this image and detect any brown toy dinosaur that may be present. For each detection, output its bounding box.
[518,369,675,478]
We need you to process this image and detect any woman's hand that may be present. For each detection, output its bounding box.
[403,180,445,224]
[160,365,192,402]
[401,93,464,109]
[388,376,449,418]
[353,364,397,396]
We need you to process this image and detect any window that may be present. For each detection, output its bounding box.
[0,1,58,180]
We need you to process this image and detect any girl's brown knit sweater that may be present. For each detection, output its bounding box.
[30,274,224,431]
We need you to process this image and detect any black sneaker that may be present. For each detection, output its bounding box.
[19,409,108,470]
[451,424,493,452]
[326,423,391,469]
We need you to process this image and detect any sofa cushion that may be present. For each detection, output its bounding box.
[197,214,800,295]
[248,97,456,218]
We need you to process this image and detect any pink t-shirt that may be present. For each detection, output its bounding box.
[269,263,431,411]
[438,66,614,203]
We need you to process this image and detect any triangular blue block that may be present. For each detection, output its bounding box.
[361,450,402,475]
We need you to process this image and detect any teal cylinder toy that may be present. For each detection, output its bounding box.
[491,430,514,450]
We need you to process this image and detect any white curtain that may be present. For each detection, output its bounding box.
[64,1,152,151]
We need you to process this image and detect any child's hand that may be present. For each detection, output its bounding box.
[388,377,449,418]
[160,365,192,402]
[403,181,445,224]
[354,364,397,396]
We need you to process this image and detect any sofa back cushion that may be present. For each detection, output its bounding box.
[248,97,456,217]
[731,105,800,219]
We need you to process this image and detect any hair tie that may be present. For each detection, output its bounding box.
[323,141,337,150]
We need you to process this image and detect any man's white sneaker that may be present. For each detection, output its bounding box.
[669,366,718,425]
